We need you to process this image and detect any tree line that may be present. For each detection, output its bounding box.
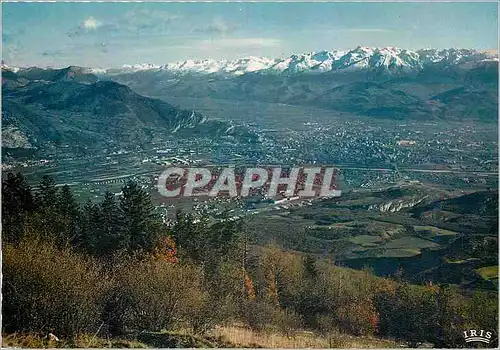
[4,173,163,255]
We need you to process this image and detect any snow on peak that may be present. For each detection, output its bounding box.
[1,63,21,73]
[104,47,498,76]
[163,56,279,75]
[121,63,162,71]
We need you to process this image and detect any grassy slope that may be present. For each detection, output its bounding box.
[2,326,400,348]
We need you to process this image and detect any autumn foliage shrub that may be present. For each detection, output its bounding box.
[374,283,499,347]
[2,236,109,338]
[111,258,207,332]
[335,301,379,336]
[240,299,301,334]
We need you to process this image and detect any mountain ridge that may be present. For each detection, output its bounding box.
[97,47,500,76]
[1,67,257,153]
[4,46,498,77]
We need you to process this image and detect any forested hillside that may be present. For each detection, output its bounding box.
[2,172,498,348]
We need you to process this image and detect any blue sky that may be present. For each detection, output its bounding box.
[2,2,498,68]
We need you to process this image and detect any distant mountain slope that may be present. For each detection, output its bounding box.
[412,190,498,218]
[308,81,427,119]
[106,58,498,122]
[429,87,498,120]
[2,66,256,153]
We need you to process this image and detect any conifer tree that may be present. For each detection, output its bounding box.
[37,175,58,208]
[97,191,125,255]
[169,210,241,275]
[2,172,36,242]
[57,185,79,218]
[28,175,70,246]
[56,185,82,245]
[120,181,160,252]
[170,211,205,263]
[81,199,100,253]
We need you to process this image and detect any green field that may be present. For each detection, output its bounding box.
[476,266,499,280]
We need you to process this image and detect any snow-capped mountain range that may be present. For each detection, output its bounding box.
[3,46,497,77]
[104,46,498,76]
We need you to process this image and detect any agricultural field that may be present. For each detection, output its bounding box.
[244,183,498,289]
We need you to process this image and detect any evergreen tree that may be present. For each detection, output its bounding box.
[295,254,324,327]
[97,191,125,255]
[2,172,36,242]
[57,185,79,218]
[169,210,241,278]
[119,181,160,252]
[171,211,204,262]
[37,175,58,208]
[204,217,241,275]
[57,185,82,245]
[81,199,100,253]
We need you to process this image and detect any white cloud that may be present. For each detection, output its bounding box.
[82,17,101,30]
[68,16,103,36]
[68,10,183,38]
